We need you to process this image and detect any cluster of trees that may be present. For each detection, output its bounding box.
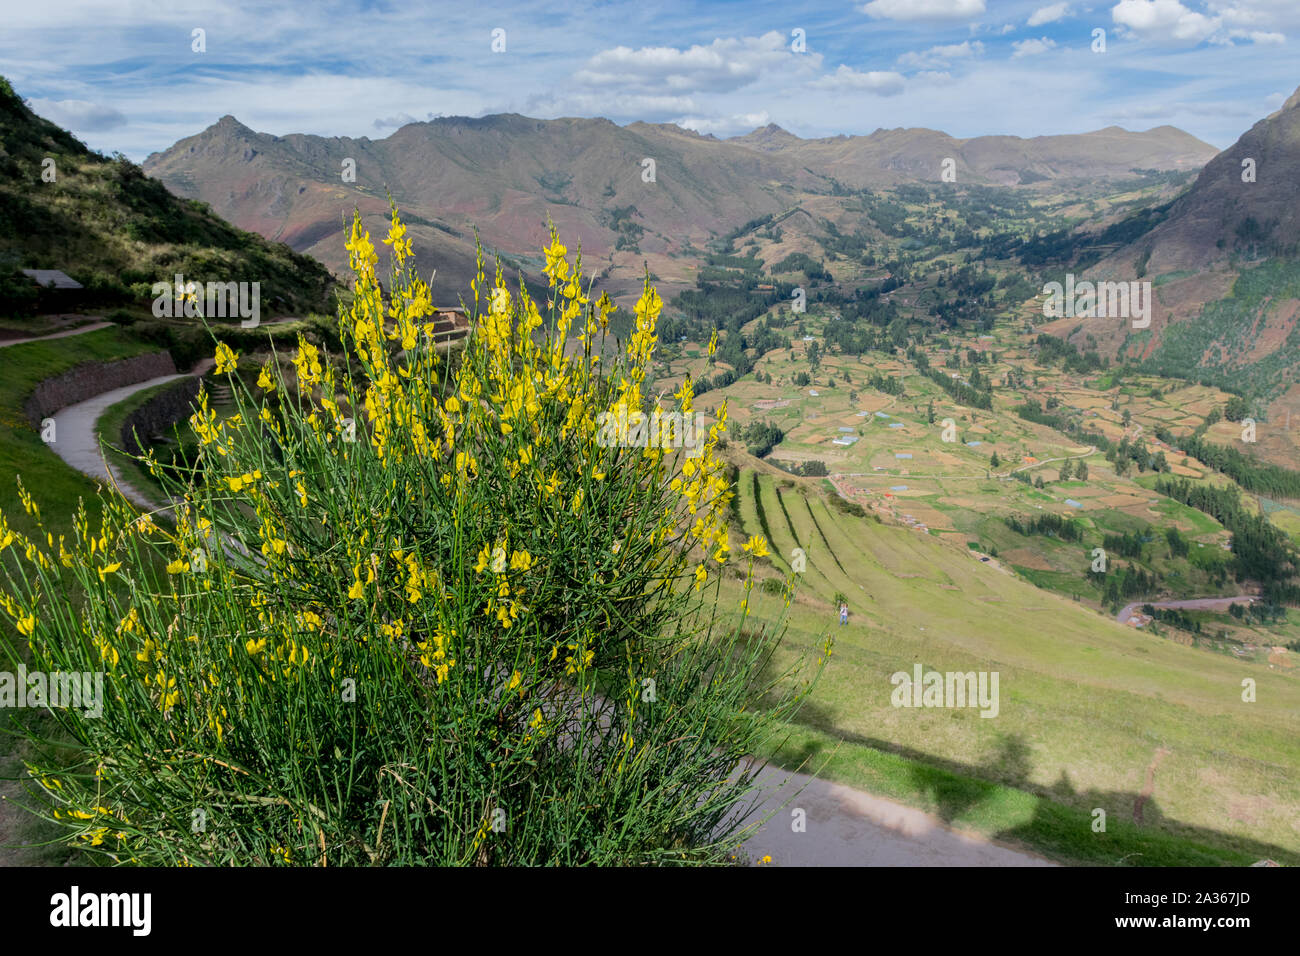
[1156,428,1300,499]
[738,420,785,458]
[1090,565,1161,608]
[1004,512,1084,542]
[769,252,830,281]
[774,459,829,478]
[1154,477,1297,588]
[1034,334,1106,374]
[1230,601,1288,624]
[1103,529,1147,559]
[921,366,992,410]
[672,284,788,332]
[1015,400,1112,453]
[1058,458,1088,481]
[1144,606,1202,633]
[823,320,893,356]
[1107,436,1167,476]
[864,371,904,396]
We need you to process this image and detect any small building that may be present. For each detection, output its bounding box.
[22,269,83,290]
[21,269,84,309]
[425,307,469,346]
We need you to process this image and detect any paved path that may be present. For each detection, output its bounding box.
[736,763,1056,866]
[48,373,189,511]
[1117,595,1259,625]
[0,321,112,348]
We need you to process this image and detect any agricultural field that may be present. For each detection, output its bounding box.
[720,472,1300,865]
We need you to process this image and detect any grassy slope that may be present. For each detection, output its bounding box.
[0,328,163,536]
[0,327,167,866]
[0,75,336,315]
[733,468,1300,866]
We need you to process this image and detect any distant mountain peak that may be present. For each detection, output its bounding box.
[1272,84,1300,118]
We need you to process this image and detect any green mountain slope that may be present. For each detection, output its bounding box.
[0,76,336,316]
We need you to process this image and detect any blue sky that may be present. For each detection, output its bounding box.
[3,0,1298,160]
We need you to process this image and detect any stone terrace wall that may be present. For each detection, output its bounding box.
[120,377,201,455]
[23,352,176,426]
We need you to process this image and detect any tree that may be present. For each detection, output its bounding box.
[990,451,1001,469]
[1076,460,1089,481]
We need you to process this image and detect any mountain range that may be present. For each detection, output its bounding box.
[141,112,1217,299]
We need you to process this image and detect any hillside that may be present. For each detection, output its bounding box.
[1040,85,1300,468]
[143,112,828,299]
[0,77,336,316]
[1106,87,1300,273]
[141,111,1215,301]
[728,123,1218,188]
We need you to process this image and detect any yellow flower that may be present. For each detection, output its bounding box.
[214,343,239,374]
[742,535,770,558]
[293,337,323,389]
[257,363,277,392]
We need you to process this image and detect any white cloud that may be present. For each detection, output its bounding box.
[860,0,986,21]
[1028,3,1071,27]
[675,111,772,136]
[524,91,700,119]
[373,112,417,130]
[1011,37,1058,56]
[1210,0,1300,31]
[811,66,906,95]
[1245,29,1285,42]
[1112,0,1221,43]
[898,40,984,68]
[28,98,127,131]
[574,32,816,95]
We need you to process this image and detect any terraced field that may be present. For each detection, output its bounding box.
[729,468,1300,865]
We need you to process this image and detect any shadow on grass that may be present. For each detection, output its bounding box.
[771,693,1298,867]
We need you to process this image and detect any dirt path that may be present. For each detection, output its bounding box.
[0,320,113,348]
[1134,747,1172,825]
[48,373,189,511]
[1117,595,1259,624]
[736,763,1056,866]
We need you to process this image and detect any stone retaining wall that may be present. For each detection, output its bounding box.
[120,377,202,455]
[24,352,177,426]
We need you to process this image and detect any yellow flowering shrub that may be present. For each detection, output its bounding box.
[0,207,817,865]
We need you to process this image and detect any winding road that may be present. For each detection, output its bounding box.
[1117,595,1260,625]
[736,763,1055,866]
[0,320,112,348]
[48,372,190,511]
